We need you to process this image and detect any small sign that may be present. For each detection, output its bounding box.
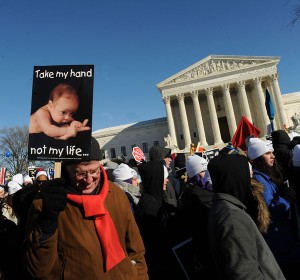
[195,148,219,163]
[28,166,38,179]
[132,147,146,163]
[48,168,54,180]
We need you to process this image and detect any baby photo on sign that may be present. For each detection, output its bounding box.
[28,65,94,161]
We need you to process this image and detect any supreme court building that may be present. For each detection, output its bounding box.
[157,55,288,150]
[93,55,300,160]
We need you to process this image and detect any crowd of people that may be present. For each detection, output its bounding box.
[1,130,300,279]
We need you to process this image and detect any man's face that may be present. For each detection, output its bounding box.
[67,160,101,194]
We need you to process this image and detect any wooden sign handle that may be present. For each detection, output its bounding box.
[54,162,62,179]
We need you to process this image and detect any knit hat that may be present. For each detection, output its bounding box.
[113,163,137,181]
[90,136,102,161]
[8,180,22,195]
[35,169,48,180]
[247,138,274,160]
[293,144,300,167]
[12,173,23,186]
[186,155,208,178]
[23,175,33,184]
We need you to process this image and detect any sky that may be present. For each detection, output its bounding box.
[1,0,300,132]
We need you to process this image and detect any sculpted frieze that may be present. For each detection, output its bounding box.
[167,59,270,84]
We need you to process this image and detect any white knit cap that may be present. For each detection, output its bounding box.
[293,144,300,167]
[186,155,208,178]
[8,180,22,195]
[23,175,33,184]
[35,170,48,179]
[12,173,23,186]
[247,138,274,160]
[113,163,138,181]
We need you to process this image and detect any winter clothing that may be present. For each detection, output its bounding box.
[7,180,22,195]
[24,166,148,280]
[208,154,285,280]
[113,163,138,181]
[247,138,273,160]
[271,130,293,182]
[186,155,208,178]
[149,146,171,161]
[253,170,290,213]
[12,173,23,186]
[35,169,48,180]
[181,177,215,279]
[23,175,33,185]
[253,169,300,278]
[114,180,141,212]
[293,144,300,167]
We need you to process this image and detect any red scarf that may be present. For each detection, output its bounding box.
[67,164,125,271]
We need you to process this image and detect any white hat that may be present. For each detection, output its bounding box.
[186,155,208,178]
[8,180,22,195]
[12,173,23,186]
[35,170,48,179]
[293,144,300,167]
[23,175,33,184]
[113,163,138,181]
[247,138,274,160]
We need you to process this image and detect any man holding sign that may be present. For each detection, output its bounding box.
[24,65,148,279]
[24,137,149,279]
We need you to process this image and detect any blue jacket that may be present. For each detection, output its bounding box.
[253,169,290,216]
[253,169,300,264]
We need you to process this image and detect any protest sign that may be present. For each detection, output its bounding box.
[132,147,146,163]
[28,65,94,161]
[195,148,219,162]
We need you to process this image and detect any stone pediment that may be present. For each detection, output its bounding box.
[157,55,280,89]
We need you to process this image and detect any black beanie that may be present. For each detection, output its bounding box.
[90,136,102,161]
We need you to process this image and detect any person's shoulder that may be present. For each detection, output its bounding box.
[108,181,128,198]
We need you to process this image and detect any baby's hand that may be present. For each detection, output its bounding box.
[72,119,91,132]
[70,121,82,128]
[66,126,78,137]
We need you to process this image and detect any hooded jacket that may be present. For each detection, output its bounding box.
[271,130,293,181]
[207,154,285,280]
[149,146,171,161]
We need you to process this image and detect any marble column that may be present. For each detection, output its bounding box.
[222,84,237,137]
[191,90,208,146]
[206,88,223,145]
[176,93,192,149]
[237,81,252,122]
[253,77,269,135]
[270,73,288,129]
[163,96,178,146]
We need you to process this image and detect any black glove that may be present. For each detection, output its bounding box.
[280,186,296,204]
[39,179,67,234]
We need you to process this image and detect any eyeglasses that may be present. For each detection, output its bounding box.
[75,167,100,179]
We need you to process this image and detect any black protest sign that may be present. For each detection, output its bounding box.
[28,65,94,161]
[195,148,219,162]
